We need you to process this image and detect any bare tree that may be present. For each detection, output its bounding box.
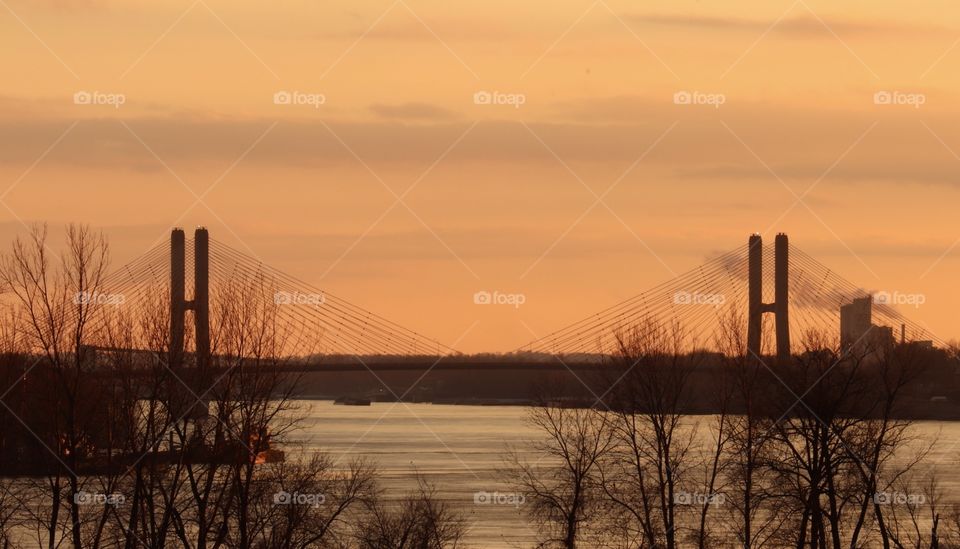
[849,338,930,549]
[0,224,111,549]
[763,330,897,549]
[510,395,613,549]
[596,319,699,549]
[238,452,377,549]
[715,309,786,548]
[354,476,467,549]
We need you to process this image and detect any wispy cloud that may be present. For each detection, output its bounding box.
[369,102,458,121]
[628,13,947,37]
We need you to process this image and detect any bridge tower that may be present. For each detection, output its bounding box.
[170,227,210,419]
[747,233,791,363]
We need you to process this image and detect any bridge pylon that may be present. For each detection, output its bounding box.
[747,233,791,363]
[170,227,210,420]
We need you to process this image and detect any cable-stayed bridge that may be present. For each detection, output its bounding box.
[518,234,944,359]
[91,228,454,361]
[4,229,951,478]
[85,229,945,370]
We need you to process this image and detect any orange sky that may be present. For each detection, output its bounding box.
[2,0,960,352]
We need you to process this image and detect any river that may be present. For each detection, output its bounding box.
[290,401,960,548]
[293,401,541,547]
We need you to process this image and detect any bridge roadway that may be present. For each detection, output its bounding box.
[286,357,606,372]
[86,345,611,372]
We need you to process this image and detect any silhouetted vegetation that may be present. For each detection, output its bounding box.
[0,225,466,549]
[0,226,956,548]
[513,312,957,549]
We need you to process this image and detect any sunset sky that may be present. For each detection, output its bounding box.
[3,0,960,352]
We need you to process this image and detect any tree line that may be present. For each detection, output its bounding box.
[509,314,960,548]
